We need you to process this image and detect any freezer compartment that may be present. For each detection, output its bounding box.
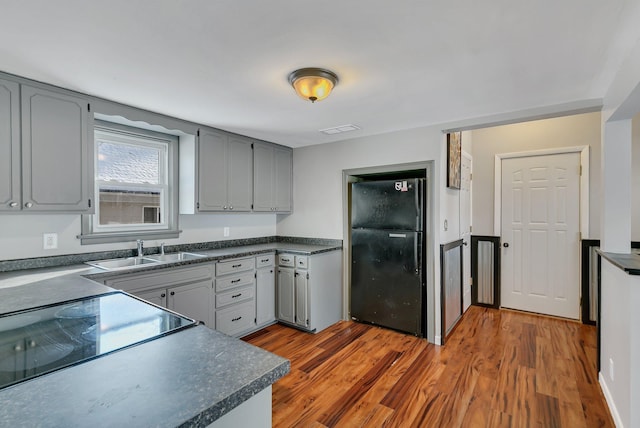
[350,228,424,336]
[351,179,424,231]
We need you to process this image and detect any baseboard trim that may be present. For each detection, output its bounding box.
[599,372,624,427]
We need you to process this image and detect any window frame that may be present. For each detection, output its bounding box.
[80,120,180,245]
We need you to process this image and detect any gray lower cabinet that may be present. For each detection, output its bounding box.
[276,251,343,333]
[104,264,215,327]
[0,78,93,212]
[253,142,292,213]
[197,128,252,212]
[135,280,213,326]
[255,254,276,327]
[215,257,257,336]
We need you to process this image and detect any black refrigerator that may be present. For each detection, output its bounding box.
[350,178,425,337]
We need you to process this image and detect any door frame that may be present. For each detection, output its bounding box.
[493,146,590,239]
[342,161,435,343]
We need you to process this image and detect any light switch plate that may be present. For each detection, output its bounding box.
[223,227,230,237]
[43,233,58,250]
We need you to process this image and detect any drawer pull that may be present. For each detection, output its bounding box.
[261,258,269,262]
[231,279,241,284]
[281,258,290,262]
[232,293,242,298]
[232,316,242,322]
[232,264,242,268]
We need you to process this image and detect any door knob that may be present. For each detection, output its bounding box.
[463,241,468,246]
[503,242,509,248]
[25,202,33,208]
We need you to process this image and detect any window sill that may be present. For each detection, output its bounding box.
[77,229,181,245]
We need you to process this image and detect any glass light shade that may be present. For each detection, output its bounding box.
[288,68,338,103]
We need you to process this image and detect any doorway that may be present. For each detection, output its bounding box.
[495,147,589,319]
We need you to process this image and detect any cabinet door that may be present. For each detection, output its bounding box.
[0,78,20,212]
[252,143,274,212]
[197,128,228,211]
[167,280,213,327]
[295,271,309,328]
[256,267,275,326]
[133,288,168,308]
[274,147,292,212]
[277,268,295,323]
[227,135,253,211]
[21,85,92,212]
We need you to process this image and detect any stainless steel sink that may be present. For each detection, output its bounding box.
[86,257,162,271]
[145,252,207,262]
[86,252,207,271]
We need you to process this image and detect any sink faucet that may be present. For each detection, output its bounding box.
[160,242,166,255]
[136,240,144,257]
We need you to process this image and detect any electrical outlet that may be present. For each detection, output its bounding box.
[223,227,230,237]
[609,358,615,381]
[444,219,448,231]
[43,233,58,250]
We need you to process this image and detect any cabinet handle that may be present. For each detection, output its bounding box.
[161,293,166,298]
[9,202,17,208]
[232,293,242,298]
[170,291,175,296]
[29,340,36,348]
[14,344,22,352]
[231,278,241,283]
[229,206,233,210]
[232,316,242,322]
[223,206,228,210]
[232,264,242,268]
[24,202,33,208]
[281,258,290,263]
[261,258,269,262]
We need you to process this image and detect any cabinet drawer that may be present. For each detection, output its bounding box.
[216,257,255,276]
[295,256,308,269]
[216,301,256,336]
[256,254,275,268]
[215,271,255,292]
[104,264,214,292]
[216,285,255,308]
[278,254,295,267]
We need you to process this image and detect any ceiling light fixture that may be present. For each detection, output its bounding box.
[288,68,338,103]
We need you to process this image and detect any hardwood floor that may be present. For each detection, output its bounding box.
[244,306,614,427]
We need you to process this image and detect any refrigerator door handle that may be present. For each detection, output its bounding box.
[389,233,407,238]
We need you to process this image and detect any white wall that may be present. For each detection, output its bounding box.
[277,126,446,239]
[631,112,640,241]
[0,213,277,261]
[469,112,602,238]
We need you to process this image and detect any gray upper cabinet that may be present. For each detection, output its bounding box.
[0,78,20,212]
[253,142,292,213]
[197,128,252,212]
[21,84,93,212]
[0,79,93,213]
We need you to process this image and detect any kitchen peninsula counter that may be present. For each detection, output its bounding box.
[0,242,306,426]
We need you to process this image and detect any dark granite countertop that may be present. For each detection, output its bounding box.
[597,250,640,275]
[0,241,342,288]
[0,242,302,426]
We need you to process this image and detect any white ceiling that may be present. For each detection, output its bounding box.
[2,0,639,147]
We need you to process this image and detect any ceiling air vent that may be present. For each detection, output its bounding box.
[319,124,361,135]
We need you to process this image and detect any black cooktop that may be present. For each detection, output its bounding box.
[0,291,196,390]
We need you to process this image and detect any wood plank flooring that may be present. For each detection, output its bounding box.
[243,306,613,427]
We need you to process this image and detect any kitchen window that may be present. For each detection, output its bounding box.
[80,121,180,244]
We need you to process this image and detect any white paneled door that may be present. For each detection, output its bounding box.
[501,152,580,319]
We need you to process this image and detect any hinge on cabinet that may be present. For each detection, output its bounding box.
[254,272,257,279]
[251,143,254,149]
[88,199,91,208]
[579,165,582,176]
[306,273,309,279]
[251,204,254,210]
[197,129,200,137]
[196,202,200,209]
[87,103,91,112]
